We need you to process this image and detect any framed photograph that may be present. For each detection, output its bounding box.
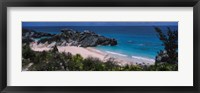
[0,0,199,93]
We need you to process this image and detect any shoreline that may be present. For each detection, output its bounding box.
[30,42,155,66]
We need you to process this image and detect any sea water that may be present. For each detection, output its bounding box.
[23,26,178,60]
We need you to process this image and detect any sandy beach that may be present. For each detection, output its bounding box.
[30,42,155,66]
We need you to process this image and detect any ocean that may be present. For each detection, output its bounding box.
[23,26,178,60]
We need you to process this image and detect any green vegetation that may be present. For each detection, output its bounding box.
[154,27,178,64]
[22,45,177,71]
[154,27,178,70]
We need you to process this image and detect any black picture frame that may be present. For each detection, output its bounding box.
[0,0,199,93]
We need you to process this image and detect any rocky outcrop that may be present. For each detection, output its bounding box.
[155,50,169,63]
[155,50,178,64]
[22,38,34,44]
[38,28,117,47]
[22,28,54,38]
[22,28,54,44]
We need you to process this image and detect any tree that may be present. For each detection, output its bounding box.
[154,27,178,64]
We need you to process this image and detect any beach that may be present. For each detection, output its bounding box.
[22,22,178,71]
[30,42,155,66]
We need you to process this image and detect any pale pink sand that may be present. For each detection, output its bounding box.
[30,42,155,66]
[30,42,51,51]
[30,42,107,61]
[57,46,107,61]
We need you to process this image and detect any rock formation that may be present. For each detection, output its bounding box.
[22,28,55,44]
[37,28,117,47]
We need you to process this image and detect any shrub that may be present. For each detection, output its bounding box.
[22,44,35,60]
[82,57,105,71]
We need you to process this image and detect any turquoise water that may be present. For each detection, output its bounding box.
[23,26,178,59]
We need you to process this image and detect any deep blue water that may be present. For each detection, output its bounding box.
[23,26,178,59]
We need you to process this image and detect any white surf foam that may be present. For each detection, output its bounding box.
[105,51,128,57]
[131,56,155,62]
